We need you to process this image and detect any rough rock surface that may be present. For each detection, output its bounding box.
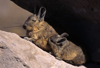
[11,0,100,62]
[0,30,86,68]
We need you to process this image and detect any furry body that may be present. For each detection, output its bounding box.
[48,33,86,65]
[23,7,58,51]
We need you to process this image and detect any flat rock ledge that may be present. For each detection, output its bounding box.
[0,30,86,68]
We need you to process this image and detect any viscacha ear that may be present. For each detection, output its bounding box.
[38,7,46,22]
[61,33,69,38]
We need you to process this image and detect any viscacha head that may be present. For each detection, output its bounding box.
[23,7,46,31]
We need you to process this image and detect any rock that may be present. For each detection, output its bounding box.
[0,30,86,68]
[0,0,32,36]
[11,0,100,62]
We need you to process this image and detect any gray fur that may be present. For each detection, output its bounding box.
[48,33,86,65]
[23,7,58,51]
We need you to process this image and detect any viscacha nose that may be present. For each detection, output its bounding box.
[23,25,26,29]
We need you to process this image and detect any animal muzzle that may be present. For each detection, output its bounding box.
[23,25,26,29]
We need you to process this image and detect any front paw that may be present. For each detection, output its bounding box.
[55,57,62,60]
[24,37,32,41]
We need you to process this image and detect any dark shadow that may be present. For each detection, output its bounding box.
[85,62,100,68]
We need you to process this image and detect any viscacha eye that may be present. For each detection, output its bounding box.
[32,20,36,22]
